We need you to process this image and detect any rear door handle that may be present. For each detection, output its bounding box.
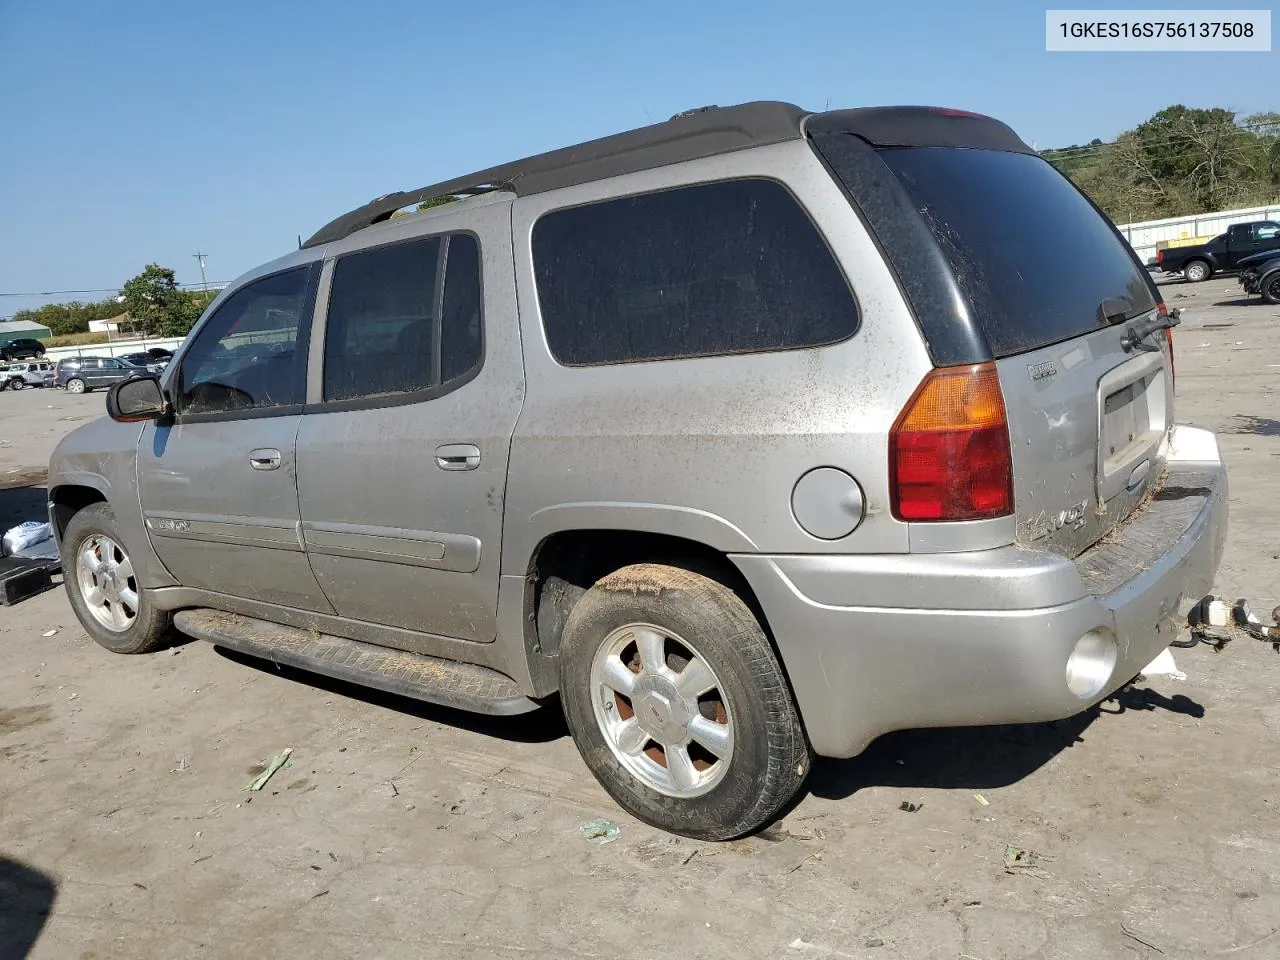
[435,443,481,471]
[249,448,282,471]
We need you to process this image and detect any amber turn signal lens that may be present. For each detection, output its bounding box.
[889,363,1014,522]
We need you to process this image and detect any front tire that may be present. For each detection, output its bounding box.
[559,563,810,840]
[62,503,173,654]
[1263,273,1280,305]
[8,379,24,391]
[1183,260,1212,283]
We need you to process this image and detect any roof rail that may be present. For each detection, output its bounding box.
[303,101,807,248]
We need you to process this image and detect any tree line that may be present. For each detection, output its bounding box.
[1046,105,1280,224]
[12,264,217,339]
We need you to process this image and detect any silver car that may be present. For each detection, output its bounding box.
[2,361,54,390]
[47,102,1226,839]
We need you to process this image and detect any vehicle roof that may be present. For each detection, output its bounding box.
[303,102,1032,248]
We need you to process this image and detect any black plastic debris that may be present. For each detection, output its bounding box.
[0,557,54,605]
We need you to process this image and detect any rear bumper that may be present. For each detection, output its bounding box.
[732,425,1228,758]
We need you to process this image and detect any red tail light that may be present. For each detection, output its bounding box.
[890,363,1014,521]
[1156,248,1165,264]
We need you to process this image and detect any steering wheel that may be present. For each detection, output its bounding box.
[268,342,287,355]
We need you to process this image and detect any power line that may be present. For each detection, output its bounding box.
[1042,119,1279,163]
[0,282,229,298]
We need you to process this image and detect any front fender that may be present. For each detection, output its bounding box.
[48,419,178,588]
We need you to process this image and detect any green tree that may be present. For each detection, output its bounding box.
[1045,104,1280,222]
[121,264,203,337]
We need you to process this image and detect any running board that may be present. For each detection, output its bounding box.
[173,609,539,716]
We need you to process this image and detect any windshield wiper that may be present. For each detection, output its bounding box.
[1120,308,1180,353]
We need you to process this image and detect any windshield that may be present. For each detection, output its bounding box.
[870,147,1156,357]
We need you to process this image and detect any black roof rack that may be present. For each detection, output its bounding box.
[302,102,1034,249]
[303,101,808,247]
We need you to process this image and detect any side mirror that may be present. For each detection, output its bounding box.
[107,376,170,423]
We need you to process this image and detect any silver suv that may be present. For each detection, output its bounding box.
[2,360,53,390]
[48,103,1227,839]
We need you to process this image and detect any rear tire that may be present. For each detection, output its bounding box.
[1183,260,1212,283]
[62,503,174,655]
[559,563,810,840]
[65,378,86,394]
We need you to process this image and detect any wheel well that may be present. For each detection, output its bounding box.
[50,486,107,540]
[528,529,769,657]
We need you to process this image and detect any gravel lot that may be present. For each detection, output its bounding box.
[2,276,1279,960]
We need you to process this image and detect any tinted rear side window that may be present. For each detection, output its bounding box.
[532,178,857,366]
[874,148,1155,357]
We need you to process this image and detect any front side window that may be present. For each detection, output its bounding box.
[176,265,315,416]
[531,178,858,366]
[322,233,483,403]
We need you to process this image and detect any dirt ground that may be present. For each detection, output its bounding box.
[2,277,1279,960]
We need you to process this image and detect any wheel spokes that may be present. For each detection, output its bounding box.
[665,744,698,792]
[80,543,103,575]
[674,656,717,698]
[633,627,666,674]
[688,715,732,760]
[614,717,648,756]
[599,656,637,696]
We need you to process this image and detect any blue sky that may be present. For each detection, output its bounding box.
[1,0,1276,316]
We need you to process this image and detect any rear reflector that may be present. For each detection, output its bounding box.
[890,363,1014,521]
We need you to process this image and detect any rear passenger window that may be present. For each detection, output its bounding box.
[532,178,857,366]
[323,234,483,402]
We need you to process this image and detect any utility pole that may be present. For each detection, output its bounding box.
[192,252,209,292]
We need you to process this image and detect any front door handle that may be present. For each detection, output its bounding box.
[249,448,282,471]
[435,443,481,471]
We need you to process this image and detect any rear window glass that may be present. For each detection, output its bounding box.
[875,147,1155,357]
[532,178,858,366]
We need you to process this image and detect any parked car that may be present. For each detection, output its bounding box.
[1,360,54,390]
[1237,248,1280,304]
[52,356,148,394]
[1156,219,1280,281]
[0,337,47,361]
[48,102,1226,840]
[118,352,170,374]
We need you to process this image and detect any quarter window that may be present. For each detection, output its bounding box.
[531,178,858,366]
[322,233,484,403]
[175,265,315,416]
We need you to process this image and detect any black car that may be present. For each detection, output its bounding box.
[1238,249,1280,304]
[53,356,149,394]
[118,351,170,372]
[0,337,46,361]
[1155,220,1280,282]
